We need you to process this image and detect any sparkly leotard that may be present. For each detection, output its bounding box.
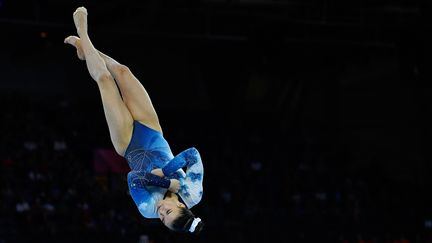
[124,121,204,218]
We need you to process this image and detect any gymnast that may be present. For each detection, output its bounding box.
[64,7,204,234]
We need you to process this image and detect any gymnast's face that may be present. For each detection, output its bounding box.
[157,199,185,229]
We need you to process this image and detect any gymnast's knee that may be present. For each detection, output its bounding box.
[97,71,114,83]
[112,64,130,77]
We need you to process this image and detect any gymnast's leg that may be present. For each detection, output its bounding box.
[64,38,162,133]
[69,7,133,156]
[99,52,163,134]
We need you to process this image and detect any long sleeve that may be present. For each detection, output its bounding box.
[127,171,166,219]
[162,147,201,176]
[128,171,171,189]
[163,147,204,209]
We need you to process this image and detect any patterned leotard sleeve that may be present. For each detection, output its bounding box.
[125,121,174,219]
[124,121,204,218]
[128,171,171,189]
[162,147,204,208]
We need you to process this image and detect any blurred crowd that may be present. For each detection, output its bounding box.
[0,96,428,243]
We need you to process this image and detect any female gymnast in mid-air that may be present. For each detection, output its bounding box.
[64,7,204,234]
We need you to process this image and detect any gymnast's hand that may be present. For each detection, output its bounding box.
[169,179,180,193]
[151,168,165,177]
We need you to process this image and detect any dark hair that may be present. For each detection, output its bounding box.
[171,208,204,235]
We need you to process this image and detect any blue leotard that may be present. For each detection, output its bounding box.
[124,121,204,219]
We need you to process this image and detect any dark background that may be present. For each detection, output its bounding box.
[0,0,429,242]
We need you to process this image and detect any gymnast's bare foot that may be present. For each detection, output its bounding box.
[64,36,85,60]
[73,7,88,36]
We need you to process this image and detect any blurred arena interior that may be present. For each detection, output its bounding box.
[0,0,428,242]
